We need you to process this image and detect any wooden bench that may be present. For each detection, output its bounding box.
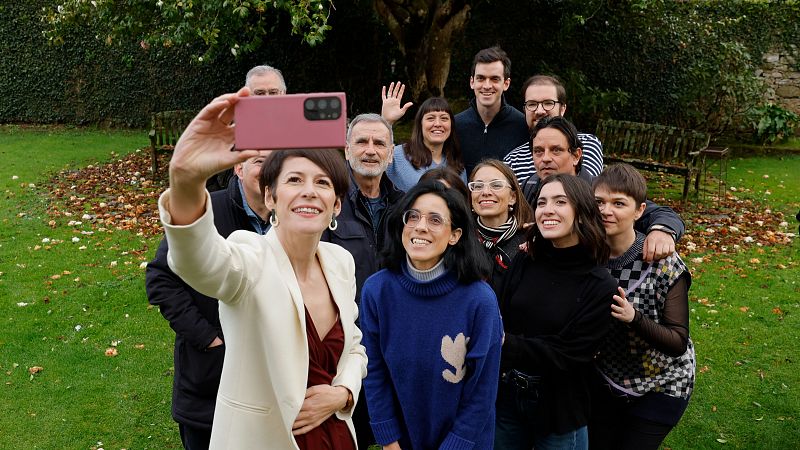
[595,119,710,202]
[148,110,196,175]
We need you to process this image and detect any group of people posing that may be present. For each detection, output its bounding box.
[146,46,696,450]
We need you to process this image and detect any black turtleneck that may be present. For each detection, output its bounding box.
[497,240,619,435]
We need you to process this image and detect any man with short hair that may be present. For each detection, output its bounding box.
[321,113,405,449]
[455,46,529,174]
[522,116,684,262]
[504,74,604,183]
[145,65,282,450]
[245,64,287,96]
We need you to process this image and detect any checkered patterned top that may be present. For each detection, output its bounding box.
[598,233,695,399]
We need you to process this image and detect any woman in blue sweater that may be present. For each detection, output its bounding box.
[361,181,503,450]
[381,83,467,191]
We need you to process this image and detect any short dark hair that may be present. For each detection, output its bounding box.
[521,74,566,104]
[527,173,610,265]
[259,150,349,203]
[593,163,647,205]
[419,166,470,203]
[405,97,463,173]
[530,116,583,174]
[383,181,490,283]
[470,159,534,225]
[471,46,511,79]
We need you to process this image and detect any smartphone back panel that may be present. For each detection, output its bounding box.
[234,93,347,150]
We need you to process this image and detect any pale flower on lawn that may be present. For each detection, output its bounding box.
[110,261,118,267]
[71,237,80,243]
[42,238,50,243]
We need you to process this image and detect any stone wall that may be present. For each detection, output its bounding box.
[758,46,800,115]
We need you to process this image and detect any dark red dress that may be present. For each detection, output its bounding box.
[294,308,356,450]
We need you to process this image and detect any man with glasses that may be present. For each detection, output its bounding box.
[504,75,604,183]
[455,46,529,174]
[145,65,284,450]
[321,113,405,449]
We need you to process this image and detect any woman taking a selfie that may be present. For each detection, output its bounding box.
[381,82,466,190]
[590,164,695,450]
[158,89,366,449]
[468,159,534,292]
[495,174,617,450]
[360,181,503,450]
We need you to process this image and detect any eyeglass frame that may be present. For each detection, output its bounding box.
[523,100,561,112]
[401,209,451,231]
[468,179,512,193]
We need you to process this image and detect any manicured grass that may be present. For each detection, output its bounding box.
[0,126,179,448]
[1,126,797,448]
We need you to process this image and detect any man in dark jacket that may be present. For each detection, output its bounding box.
[455,46,529,174]
[146,173,269,449]
[521,116,685,262]
[321,113,404,449]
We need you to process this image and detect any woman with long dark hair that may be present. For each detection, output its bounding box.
[468,159,534,292]
[381,83,466,191]
[495,174,618,450]
[360,181,503,450]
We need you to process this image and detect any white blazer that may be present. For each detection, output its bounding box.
[159,191,367,449]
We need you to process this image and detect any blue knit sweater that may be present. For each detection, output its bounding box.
[361,265,503,450]
[385,144,468,192]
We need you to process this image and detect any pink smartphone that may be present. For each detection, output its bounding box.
[234,93,347,150]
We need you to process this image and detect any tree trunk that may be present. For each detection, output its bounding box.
[374,0,472,101]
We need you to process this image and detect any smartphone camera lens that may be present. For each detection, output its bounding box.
[330,98,340,109]
[305,99,316,110]
[318,99,328,110]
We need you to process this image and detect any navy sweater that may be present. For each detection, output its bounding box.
[455,96,529,175]
[361,266,503,449]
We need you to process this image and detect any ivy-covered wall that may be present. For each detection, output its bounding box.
[0,0,392,127]
[3,0,798,135]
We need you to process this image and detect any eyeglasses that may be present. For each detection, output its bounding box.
[253,88,284,96]
[524,100,560,112]
[402,210,450,231]
[468,180,512,192]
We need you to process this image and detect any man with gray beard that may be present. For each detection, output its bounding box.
[321,113,404,448]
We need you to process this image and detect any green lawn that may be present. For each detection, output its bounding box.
[1,126,798,449]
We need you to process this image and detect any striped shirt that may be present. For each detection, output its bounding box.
[503,133,604,184]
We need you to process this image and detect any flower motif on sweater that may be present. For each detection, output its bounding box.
[441,333,470,383]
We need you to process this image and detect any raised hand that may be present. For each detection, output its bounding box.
[381,81,413,125]
[167,87,268,224]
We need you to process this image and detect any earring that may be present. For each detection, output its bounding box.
[328,215,338,231]
[509,204,515,212]
[269,212,279,227]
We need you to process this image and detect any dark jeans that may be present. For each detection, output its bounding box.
[589,379,679,450]
[494,371,588,450]
[178,423,211,450]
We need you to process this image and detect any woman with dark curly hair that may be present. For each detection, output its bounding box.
[360,181,503,450]
[495,173,618,450]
